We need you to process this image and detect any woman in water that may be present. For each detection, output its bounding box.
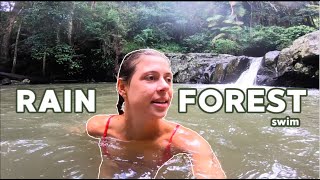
[86,49,226,179]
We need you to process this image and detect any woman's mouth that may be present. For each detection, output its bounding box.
[151,100,169,108]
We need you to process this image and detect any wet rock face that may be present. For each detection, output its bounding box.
[224,56,251,84]
[166,31,319,88]
[166,53,250,84]
[256,51,280,86]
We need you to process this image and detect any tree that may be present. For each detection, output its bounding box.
[23,2,77,77]
[11,20,21,73]
[0,1,23,66]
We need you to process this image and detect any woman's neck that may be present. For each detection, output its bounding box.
[122,112,162,141]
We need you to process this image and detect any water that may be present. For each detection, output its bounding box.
[1,83,319,178]
[235,57,263,86]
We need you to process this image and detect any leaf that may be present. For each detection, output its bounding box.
[223,19,234,24]
[212,33,226,42]
[208,22,217,28]
[234,21,244,25]
[220,27,230,31]
[206,15,223,22]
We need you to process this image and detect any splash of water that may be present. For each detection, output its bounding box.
[235,57,263,86]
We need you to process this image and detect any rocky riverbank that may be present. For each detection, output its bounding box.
[166,30,319,88]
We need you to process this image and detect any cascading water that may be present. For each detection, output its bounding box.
[235,57,263,86]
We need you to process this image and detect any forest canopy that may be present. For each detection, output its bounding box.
[0,1,319,82]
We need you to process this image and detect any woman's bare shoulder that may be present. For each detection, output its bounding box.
[86,114,113,138]
[169,123,212,153]
[166,122,200,138]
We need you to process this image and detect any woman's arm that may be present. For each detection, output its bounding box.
[190,141,226,179]
[174,127,226,179]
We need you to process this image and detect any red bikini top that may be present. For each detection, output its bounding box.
[100,115,180,164]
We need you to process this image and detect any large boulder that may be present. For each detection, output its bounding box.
[256,30,319,88]
[275,30,319,88]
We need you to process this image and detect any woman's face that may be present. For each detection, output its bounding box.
[124,54,173,119]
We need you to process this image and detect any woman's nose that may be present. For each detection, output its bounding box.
[157,78,170,92]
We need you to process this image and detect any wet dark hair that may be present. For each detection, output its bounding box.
[116,49,170,115]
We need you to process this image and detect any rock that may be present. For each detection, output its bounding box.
[1,78,11,85]
[165,31,318,88]
[224,56,250,83]
[277,48,294,76]
[273,30,319,88]
[22,79,31,84]
[264,51,280,67]
[290,30,319,62]
[166,53,249,84]
[256,51,280,85]
[11,80,20,84]
[294,63,304,71]
[210,63,225,83]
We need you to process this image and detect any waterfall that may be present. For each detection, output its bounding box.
[235,57,263,86]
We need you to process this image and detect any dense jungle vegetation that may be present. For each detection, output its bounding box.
[0,1,319,82]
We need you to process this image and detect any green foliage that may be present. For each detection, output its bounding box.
[183,32,211,53]
[53,44,74,64]
[277,25,316,49]
[133,28,156,46]
[210,25,317,56]
[133,27,172,47]
[212,39,241,55]
[156,43,186,53]
[246,25,316,51]
[3,1,319,81]
[53,44,82,76]
[248,26,283,51]
[123,41,141,54]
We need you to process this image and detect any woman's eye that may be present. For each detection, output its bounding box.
[166,77,172,83]
[145,75,155,81]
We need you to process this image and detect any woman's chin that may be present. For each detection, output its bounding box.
[151,111,168,119]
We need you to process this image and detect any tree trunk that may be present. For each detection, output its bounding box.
[11,21,22,74]
[1,2,23,64]
[42,51,47,77]
[113,35,122,74]
[249,2,253,36]
[68,2,75,46]
[102,40,107,59]
[56,23,61,44]
[91,1,96,10]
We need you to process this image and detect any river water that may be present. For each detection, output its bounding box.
[0,83,319,178]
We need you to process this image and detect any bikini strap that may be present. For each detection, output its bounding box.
[165,124,180,152]
[168,124,180,144]
[101,115,116,156]
[103,115,116,138]
[161,124,180,164]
